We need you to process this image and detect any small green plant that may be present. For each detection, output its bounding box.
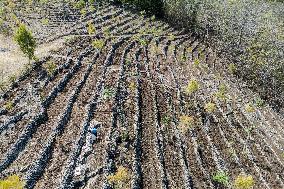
[4,101,13,111]
[74,0,85,9]
[139,38,148,46]
[92,39,105,49]
[245,103,255,113]
[193,58,200,67]
[234,173,255,189]
[87,21,96,35]
[80,8,87,17]
[14,24,36,62]
[161,115,171,125]
[205,102,216,113]
[103,27,111,38]
[0,174,25,189]
[212,170,229,186]
[228,63,237,74]
[43,61,57,76]
[215,83,227,101]
[254,97,264,107]
[185,79,199,95]
[8,74,16,85]
[102,87,115,100]
[178,115,195,133]
[128,81,136,92]
[0,81,7,92]
[41,18,49,25]
[107,166,130,188]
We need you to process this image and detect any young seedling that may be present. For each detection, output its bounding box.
[8,74,16,85]
[178,115,195,133]
[193,58,200,67]
[43,61,57,76]
[128,82,136,92]
[4,101,13,111]
[205,102,216,113]
[254,97,264,107]
[228,63,237,74]
[161,115,171,125]
[234,173,255,189]
[87,21,96,35]
[92,39,104,49]
[245,103,255,113]
[212,170,229,186]
[185,79,199,95]
[102,87,115,100]
[41,18,49,25]
[0,174,25,189]
[215,83,227,101]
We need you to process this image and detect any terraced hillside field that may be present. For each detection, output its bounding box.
[1,2,284,189]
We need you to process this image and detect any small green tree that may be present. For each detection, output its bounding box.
[14,24,36,63]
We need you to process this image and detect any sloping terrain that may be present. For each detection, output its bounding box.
[1,2,284,189]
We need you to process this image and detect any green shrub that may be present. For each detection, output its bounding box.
[212,170,229,186]
[14,24,36,62]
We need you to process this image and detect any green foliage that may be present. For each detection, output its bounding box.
[74,0,85,9]
[205,102,216,113]
[254,97,264,107]
[4,101,13,111]
[102,87,115,100]
[215,83,227,101]
[178,115,195,133]
[185,79,199,95]
[212,170,229,186]
[87,21,96,35]
[0,174,25,189]
[41,18,49,25]
[92,39,105,49]
[161,115,171,125]
[8,74,16,85]
[43,61,57,76]
[228,63,237,74]
[14,24,36,61]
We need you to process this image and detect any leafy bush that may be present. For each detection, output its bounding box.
[14,24,36,62]
[0,175,25,189]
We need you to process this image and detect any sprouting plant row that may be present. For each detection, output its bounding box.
[58,36,129,189]
[24,50,101,189]
[0,48,93,173]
